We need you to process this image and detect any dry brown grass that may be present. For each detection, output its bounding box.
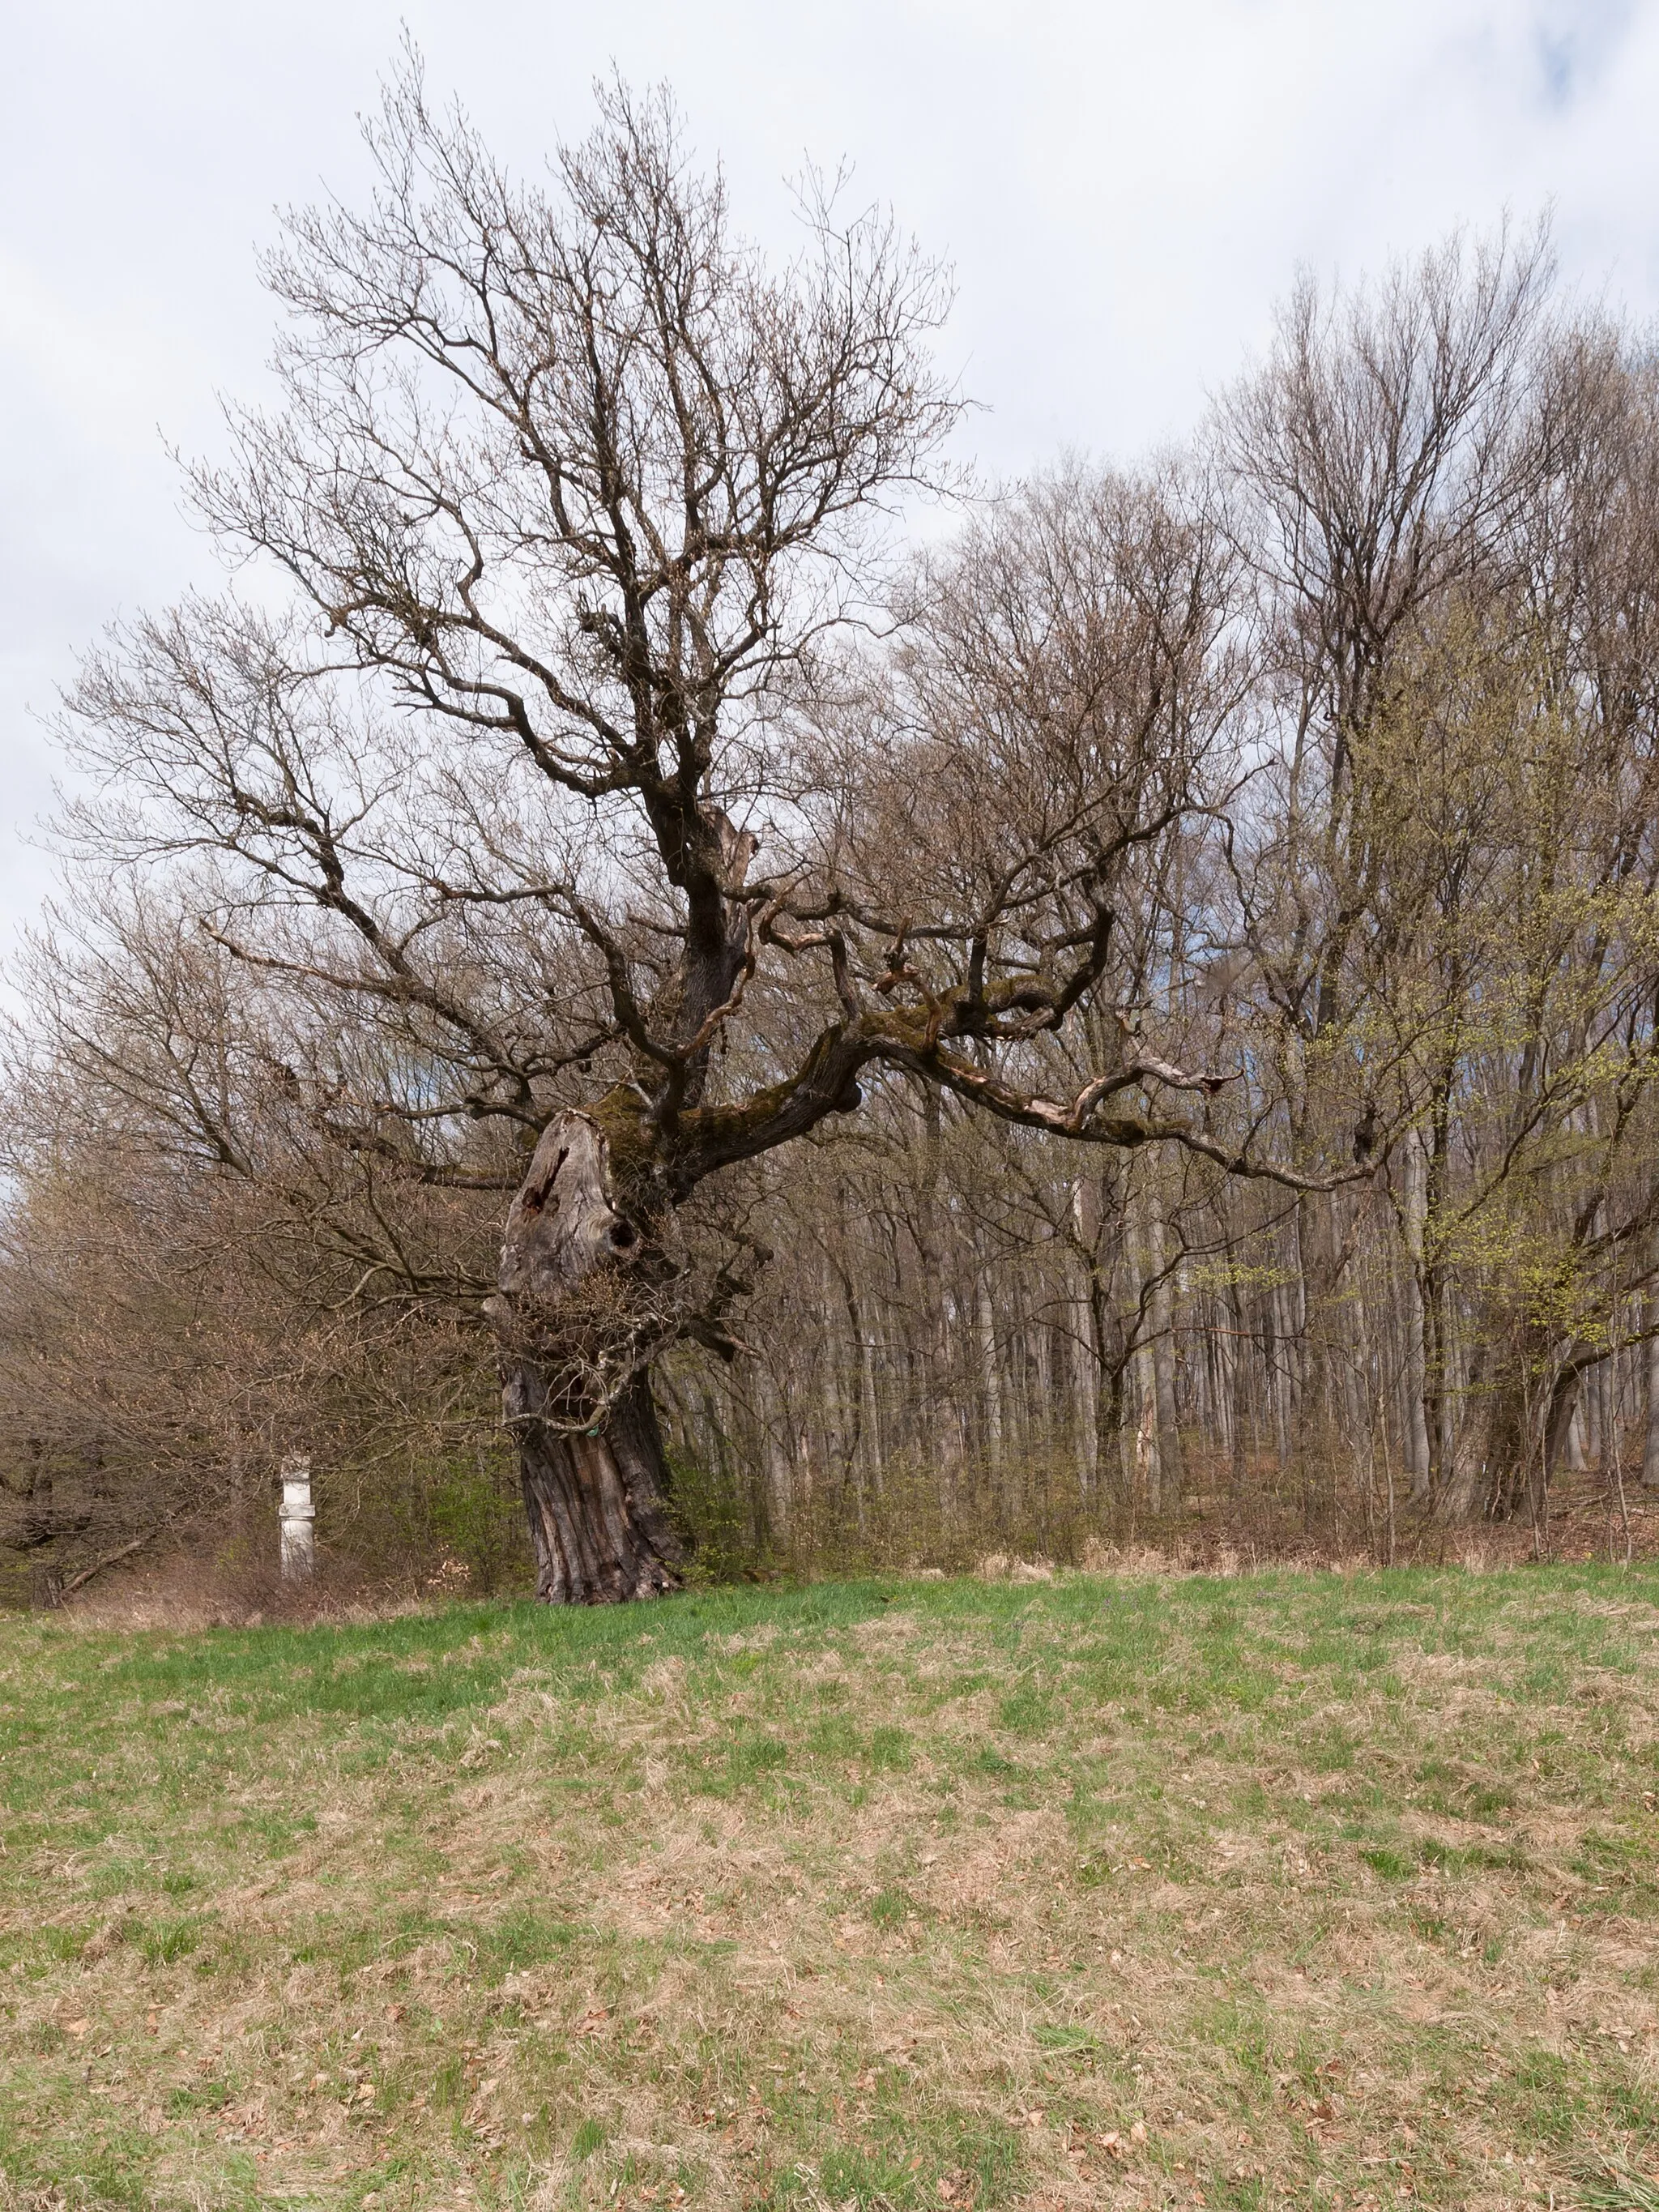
[2,1568,1657,2210]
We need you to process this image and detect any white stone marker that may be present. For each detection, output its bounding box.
[279,1455,316,1582]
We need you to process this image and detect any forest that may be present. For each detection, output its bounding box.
[5,65,1659,1605]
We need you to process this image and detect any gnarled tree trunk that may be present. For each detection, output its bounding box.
[492,1112,683,1604]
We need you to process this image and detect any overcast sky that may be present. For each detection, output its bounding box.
[4,0,1658,983]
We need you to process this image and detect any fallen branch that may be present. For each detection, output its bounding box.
[57,1533,156,1602]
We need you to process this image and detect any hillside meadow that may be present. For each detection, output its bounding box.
[2,1567,1657,2211]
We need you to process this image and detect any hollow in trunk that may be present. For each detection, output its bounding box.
[491,1111,683,1604]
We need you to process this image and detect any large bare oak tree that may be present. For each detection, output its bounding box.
[57,62,1340,1599]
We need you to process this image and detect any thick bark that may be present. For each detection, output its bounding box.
[493,1111,684,1604]
[510,1369,681,1603]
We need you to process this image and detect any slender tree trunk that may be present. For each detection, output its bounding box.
[1085,1274,1126,1505]
[1269,1283,1294,1474]
[765,1383,794,1540]
[1422,1263,1451,1497]
[1582,1356,1602,1467]
[1145,1202,1184,1501]
[976,1260,1004,1471]
[1124,1208,1159,1514]
[1071,1257,1098,1493]
[1563,1392,1586,1473]
[1228,1284,1250,1497]
[1399,1139,1433,1502]
[1543,1364,1583,1492]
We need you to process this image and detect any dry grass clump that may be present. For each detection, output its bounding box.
[2,1567,1657,2210]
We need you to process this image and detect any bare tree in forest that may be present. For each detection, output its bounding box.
[50,62,1326,1603]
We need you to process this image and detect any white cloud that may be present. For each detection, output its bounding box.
[3,0,1658,982]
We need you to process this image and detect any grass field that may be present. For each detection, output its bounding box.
[2,1567,1658,2212]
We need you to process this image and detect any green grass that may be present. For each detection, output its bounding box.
[1,1566,1657,2208]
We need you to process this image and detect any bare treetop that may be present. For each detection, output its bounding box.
[210,61,961,794]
